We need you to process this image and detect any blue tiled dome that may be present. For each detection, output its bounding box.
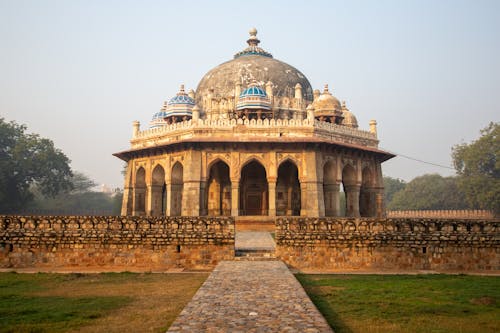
[236,82,271,111]
[239,86,267,98]
[168,94,195,106]
[152,111,168,120]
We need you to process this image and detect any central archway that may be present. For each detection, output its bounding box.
[239,160,268,216]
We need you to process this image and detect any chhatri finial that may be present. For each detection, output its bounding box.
[178,84,186,95]
[323,84,329,93]
[247,27,260,46]
[342,100,347,109]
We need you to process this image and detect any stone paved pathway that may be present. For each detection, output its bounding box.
[167,260,333,332]
[235,231,276,251]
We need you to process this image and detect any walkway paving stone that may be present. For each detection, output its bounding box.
[167,260,333,332]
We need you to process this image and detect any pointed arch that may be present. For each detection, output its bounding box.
[151,164,166,216]
[276,160,301,216]
[134,167,146,215]
[240,155,268,176]
[240,159,268,216]
[206,160,231,216]
[170,162,183,216]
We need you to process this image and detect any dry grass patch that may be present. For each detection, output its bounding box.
[0,272,207,333]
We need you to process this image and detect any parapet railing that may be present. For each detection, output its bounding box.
[132,117,377,143]
[386,210,495,220]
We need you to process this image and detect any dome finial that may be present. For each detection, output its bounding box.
[323,84,329,93]
[247,27,260,46]
[234,28,272,58]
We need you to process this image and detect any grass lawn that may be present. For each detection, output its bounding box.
[0,271,207,333]
[297,274,500,333]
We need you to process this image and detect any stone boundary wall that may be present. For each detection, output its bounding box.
[0,215,235,270]
[276,217,500,272]
[387,210,494,219]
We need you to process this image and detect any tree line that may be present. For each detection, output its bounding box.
[385,122,499,214]
[0,118,121,215]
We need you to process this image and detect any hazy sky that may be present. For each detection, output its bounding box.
[1,0,499,188]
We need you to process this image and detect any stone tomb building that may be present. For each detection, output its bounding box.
[114,29,394,219]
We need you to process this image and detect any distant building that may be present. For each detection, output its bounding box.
[114,28,394,218]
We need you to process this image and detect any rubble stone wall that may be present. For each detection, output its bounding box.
[276,217,500,272]
[0,215,235,270]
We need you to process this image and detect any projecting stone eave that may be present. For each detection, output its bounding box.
[113,137,395,162]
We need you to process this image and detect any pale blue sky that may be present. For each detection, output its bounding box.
[1,0,499,188]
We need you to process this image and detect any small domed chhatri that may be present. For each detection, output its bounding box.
[313,84,343,124]
[341,101,358,128]
[149,85,195,128]
[115,28,394,222]
[236,80,272,119]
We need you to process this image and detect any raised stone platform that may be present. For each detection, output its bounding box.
[167,260,332,332]
[235,216,276,231]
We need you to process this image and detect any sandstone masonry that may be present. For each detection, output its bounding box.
[275,217,500,272]
[1,215,499,273]
[0,215,234,270]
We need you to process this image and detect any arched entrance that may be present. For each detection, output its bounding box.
[360,167,376,217]
[151,165,166,216]
[276,160,301,216]
[342,164,360,217]
[206,161,231,216]
[239,160,268,216]
[171,162,183,216]
[134,167,146,215]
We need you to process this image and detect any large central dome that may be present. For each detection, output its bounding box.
[196,28,313,104]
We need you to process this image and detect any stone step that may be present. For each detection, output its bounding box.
[235,249,276,257]
[233,256,279,261]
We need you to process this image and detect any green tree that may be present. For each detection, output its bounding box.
[388,174,469,210]
[69,171,98,193]
[452,122,500,214]
[0,118,73,213]
[383,176,406,207]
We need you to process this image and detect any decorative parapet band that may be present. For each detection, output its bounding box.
[131,118,378,149]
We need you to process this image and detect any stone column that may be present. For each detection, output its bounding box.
[182,180,201,216]
[376,192,383,218]
[324,183,340,216]
[146,185,154,216]
[345,184,361,217]
[181,149,202,216]
[121,187,132,216]
[299,181,323,217]
[199,180,207,216]
[231,181,239,216]
[165,182,172,216]
[132,187,146,216]
[268,180,276,216]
